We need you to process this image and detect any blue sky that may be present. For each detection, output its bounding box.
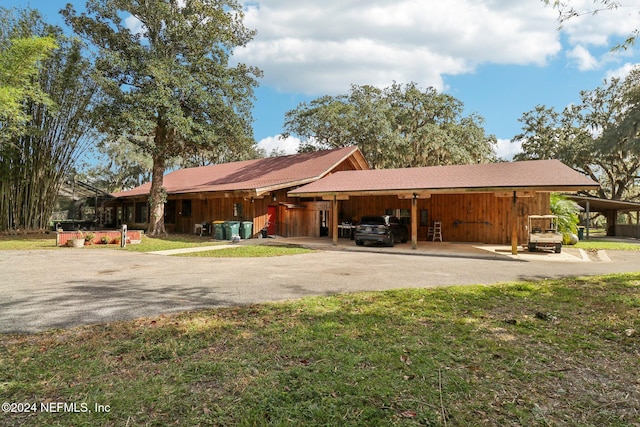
[6,0,640,160]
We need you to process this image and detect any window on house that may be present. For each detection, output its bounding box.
[135,202,148,223]
[385,208,411,225]
[233,202,243,218]
[420,209,429,227]
[123,204,134,223]
[164,200,176,224]
[181,200,192,217]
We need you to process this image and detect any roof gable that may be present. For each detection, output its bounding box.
[288,159,600,197]
[113,146,368,198]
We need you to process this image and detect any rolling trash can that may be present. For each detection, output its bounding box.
[240,221,253,239]
[213,221,225,240]
[224,221,240,240]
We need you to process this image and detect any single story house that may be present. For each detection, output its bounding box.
[111,146,369,237]
[111,147,600,251]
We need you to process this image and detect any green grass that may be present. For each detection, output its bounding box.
[0,233,57,250]
[0,234,311,257]
[575,239,640,251]
[0,233,222,251]
[119,234,223,252]
[2,274,639,426]
[174,245,313,257]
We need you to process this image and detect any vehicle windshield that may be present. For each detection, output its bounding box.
[360,216,386,225]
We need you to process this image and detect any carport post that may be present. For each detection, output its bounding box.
[586,200,590,239]
[332,195,338,246]
[511,192,518,255]
[411,193,418,250]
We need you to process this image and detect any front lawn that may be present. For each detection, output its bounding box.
[118,234,223,252]
[575,239,640,251]
[1,274,639,426]
[0,233,223,251]
[0,233,56,250]
[173,245,313,257]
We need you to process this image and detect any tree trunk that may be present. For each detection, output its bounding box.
[147,156,167,237]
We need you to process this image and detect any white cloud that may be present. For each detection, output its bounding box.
[256,135,300,155]
[606,62,640,80]
[235,0,562,95]
[496,138,521,161]
[567,45,599,70]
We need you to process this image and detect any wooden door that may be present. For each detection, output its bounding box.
[267,206,277,236]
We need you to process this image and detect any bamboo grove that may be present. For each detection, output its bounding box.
[0,8,98,232]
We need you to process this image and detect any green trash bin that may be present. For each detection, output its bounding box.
[577,226,585,240]
[213,221,225,240]
[224,221,240,240]
[240,221,253,239]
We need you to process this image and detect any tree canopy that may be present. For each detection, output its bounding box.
[283,82,496,169]
[0,8,57,144]
[0,8,98,232]
[63,0,262,236]
[513,68,640,201]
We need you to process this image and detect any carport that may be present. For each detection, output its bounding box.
[289,159,599,254]
[565,195,640,239]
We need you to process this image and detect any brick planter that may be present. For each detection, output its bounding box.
[56,230,143,247]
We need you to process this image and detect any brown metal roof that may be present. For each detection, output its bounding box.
[113,146,368,198]
[288,159,600,197]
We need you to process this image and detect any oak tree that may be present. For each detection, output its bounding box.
[283,82,496,169]
[63,0,261,236]
[513,69,640,201]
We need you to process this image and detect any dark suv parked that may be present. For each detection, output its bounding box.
[354,215,408,247]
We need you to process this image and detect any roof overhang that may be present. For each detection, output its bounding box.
[113,146,370,200]
[292,185,599,199]
[564,195,640,212]
[288,160,600,199]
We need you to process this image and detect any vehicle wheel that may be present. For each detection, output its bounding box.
[555,244,562,253]
[355,240,364,246]
[386,233,395,247]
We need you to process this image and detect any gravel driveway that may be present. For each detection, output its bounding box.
[2,246,639,333]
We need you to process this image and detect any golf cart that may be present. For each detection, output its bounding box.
[527,215,563,253]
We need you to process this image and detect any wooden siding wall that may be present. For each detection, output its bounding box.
[341,192,550,244]
[114,190,550,243]
[156,189,323,237]
[278,201,331,238]
[171,193,276,236]
[616,223,640,239]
